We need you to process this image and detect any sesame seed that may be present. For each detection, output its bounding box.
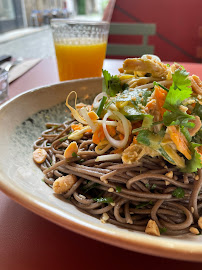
[191,207,194,213]
[110,202,115,206]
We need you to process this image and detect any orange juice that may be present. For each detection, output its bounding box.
[54,38,107,81]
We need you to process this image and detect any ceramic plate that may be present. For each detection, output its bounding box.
[0,78,202,262]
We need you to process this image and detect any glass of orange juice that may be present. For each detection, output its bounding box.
[50,19,109,81]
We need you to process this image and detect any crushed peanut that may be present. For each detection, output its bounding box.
[145,219,160,236]
[195,175,199,181]
[189,227,200,235]
[33,148,47,164]
[110,202,115,206]
[64,141,78,158]
[53,175,77,194]
[165,171,173,179]
[198,217,202,229]
[179,105,188,113]
[102,213,109,221]
[79,194,86,199]
[108,188,114,192]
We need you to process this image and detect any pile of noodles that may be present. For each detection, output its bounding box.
[34,119,202,236]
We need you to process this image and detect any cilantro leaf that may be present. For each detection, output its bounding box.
[102,70,122,97]
[163,69,192,110]
[172,69,191,90]
[93,197,114,204]
[172,187,185,198]
[137,130,150,146]
[180,126,192,142]
[163,110,194,128]
[136,201,153,209]
[182,143,202,173]
[162,69,194,127]
[193,129,202,144]
[193,103,202,120]
[116,186,122,193]
[159,227,167,234]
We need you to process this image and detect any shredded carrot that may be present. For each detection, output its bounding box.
[119,133,124,140]
[112,148,123,154]
[93,125,117,145]
[71,123,92,133]
[167,126,192,160]
[71,123,84,131]
[133,136,137,144]
[92,125,105,144]
[146,99,156,110]
[154,85,167,118]
[88,111,99,121]
[107,125,116,137]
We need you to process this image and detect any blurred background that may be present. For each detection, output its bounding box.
[0,0,202,62]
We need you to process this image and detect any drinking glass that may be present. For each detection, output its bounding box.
[51,19,109,81]
[0,70,8,104]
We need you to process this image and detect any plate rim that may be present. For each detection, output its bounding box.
[0,79,202,262]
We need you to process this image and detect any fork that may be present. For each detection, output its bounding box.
[4,57,23,72]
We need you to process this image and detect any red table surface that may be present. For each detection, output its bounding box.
[1,58,202,270]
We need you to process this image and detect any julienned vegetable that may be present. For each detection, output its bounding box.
[66,55,202,173]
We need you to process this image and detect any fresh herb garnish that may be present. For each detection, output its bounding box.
[72,152,78,158]
[151,184,157,190]
[96,96,107,117]
[83,183,100,193]
[172,187,185,198]
[59,136,68,142]
[116,186,122,193]
[163,69,194,127]
[182,143,202,173]
[159,227,167,234]
[153,81,169,92]
[102,69,123,97]
[193,129,202,144]
[93,197,114,204]
[77,159,85,164]
[180,126,192,142]
[193,103,202,120]
[136,201,153,209]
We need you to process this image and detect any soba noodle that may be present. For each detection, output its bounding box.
[33,119,202,236]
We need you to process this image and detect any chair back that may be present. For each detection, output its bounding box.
[107,22,156,57]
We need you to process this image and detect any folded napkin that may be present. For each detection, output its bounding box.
[8,58,41,83]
